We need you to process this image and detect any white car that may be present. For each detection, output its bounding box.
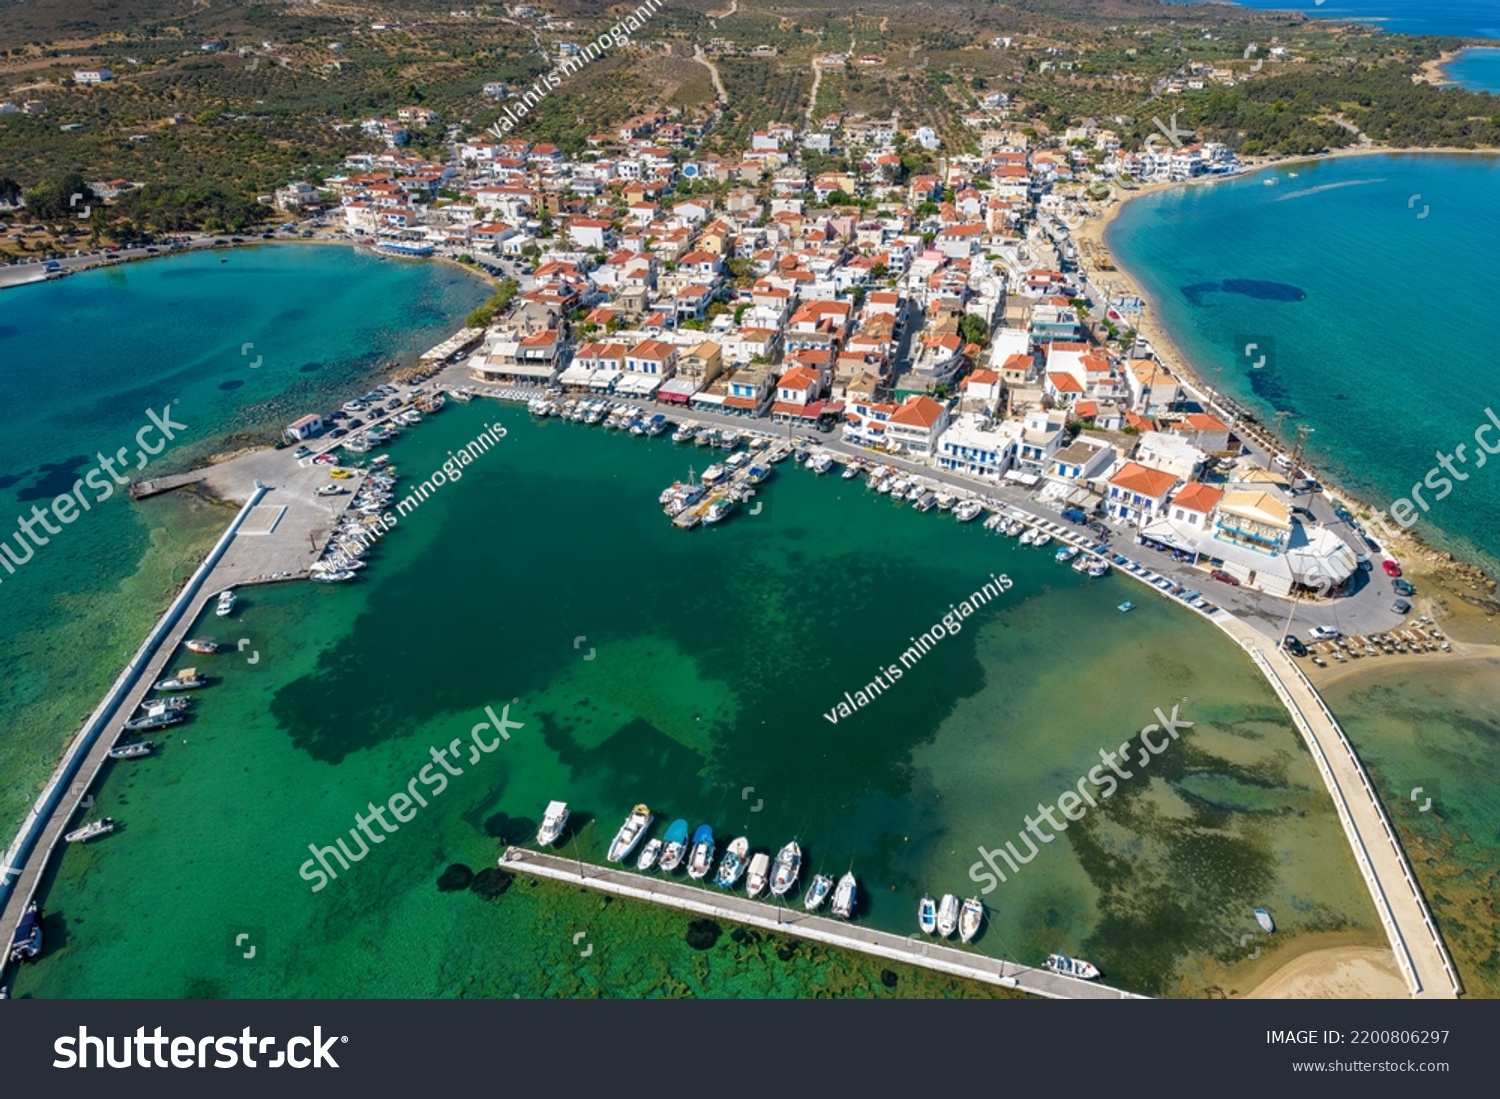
[1306,626,1342,642]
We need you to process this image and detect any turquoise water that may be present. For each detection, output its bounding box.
[11,404,1381,999]
[0,246,490,845]
[1447,47,1500,91]
[1107,152,1500,569]
[1175,0,1500,39]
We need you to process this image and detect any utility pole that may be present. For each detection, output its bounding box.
[1288,423,1313,493]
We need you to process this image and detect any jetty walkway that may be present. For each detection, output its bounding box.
[500,847,1143,1000]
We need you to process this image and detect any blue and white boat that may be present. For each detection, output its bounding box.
[1118,601,1135,613]
[8,901,42,963]
[919,895,937,935]
[658,819,690,872]
[715,836,749,887]
[1255,908,1275,933]
[804,873,834,911]
[686,824,715,880]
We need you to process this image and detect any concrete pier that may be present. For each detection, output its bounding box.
[499,847,1144,1000]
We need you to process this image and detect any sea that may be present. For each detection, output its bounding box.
[1,260,1386,996]
[1446,46,1500,91]
[0,245,490,847]
[1108,152,1500,995]
[1188,0,1500,40]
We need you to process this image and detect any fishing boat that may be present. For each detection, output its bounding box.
[686,824,716,880]
[658,819,691,872]
[637,838,664,872]
[918,895,937,935]
[1254,908,1275,933]
[830,872,857,919]
[672,424,697,444]
[695,429,715,447]
[745,852,771,898]
[954,500,984,522]
[841,461,864,481]
[1088,561,1110,577]
[215,589,236,617]
[804,873,835,911]
[1032,532,1052,548]
[65,818,115,843]
[810,454,834,475]
[769,840,802,897]
[959,897,984,943]
[184,638,219,655]
[715,836,750,887]
[937,893,960,938]
[9,901,42,964]
[1117,601,1135,613]
[123,706,185,731]
[725,451,751,470]
[153,668,206,691]
[605,804,653,863]
[744,464,770,485]
[1056,546,1079,563]
[1071,555,1092,573]
[700,463,729,486]
[107,740,154,760]
[1046,953,1100,980]
[536,800,569,847]
[766,447,789,464]
[935,492,958,511]
[701,496,736,525]
[1018,528,1037,545]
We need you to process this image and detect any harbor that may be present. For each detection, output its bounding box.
[0,359,1464,999]
[499,847,1142,1000]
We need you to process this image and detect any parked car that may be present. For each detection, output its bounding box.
[1392,599,1412,615]
[293,446,312,459]
[1281,636,1308,657]
[1382,559,1402,578]
[1209,569,1240,586]
[1307,626,1342,642]
[1392,578,1414,597]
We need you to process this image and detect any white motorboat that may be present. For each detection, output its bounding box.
[605,804,653,863]
[536,800,569,847]
[804,873,834,911]
[65,818,115,843]
[770,841,802,897]
[745,852,771,897]
[954,500,984,522]
[1046,952,1100,980]
[637,838,664,871]
[958,897,984,943]
[830,872,857,919]
[215,589,236,617]
[937,893,960,937]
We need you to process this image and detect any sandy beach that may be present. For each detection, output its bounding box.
[1245,945,1407,999]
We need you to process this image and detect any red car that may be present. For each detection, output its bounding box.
[1210,569,1240,586]
[1382,559,1402,578]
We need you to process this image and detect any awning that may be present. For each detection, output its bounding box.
[692,391,727,407]
[588,369,622,391]
[656,377,700,403]
[559,363,595,386]
[1137,517,1202,554]
[1003,470,1040,486]
[616,373,663,396]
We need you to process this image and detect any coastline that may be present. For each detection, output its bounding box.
[1086,145,1500,596]
[1086,146,1500,997]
